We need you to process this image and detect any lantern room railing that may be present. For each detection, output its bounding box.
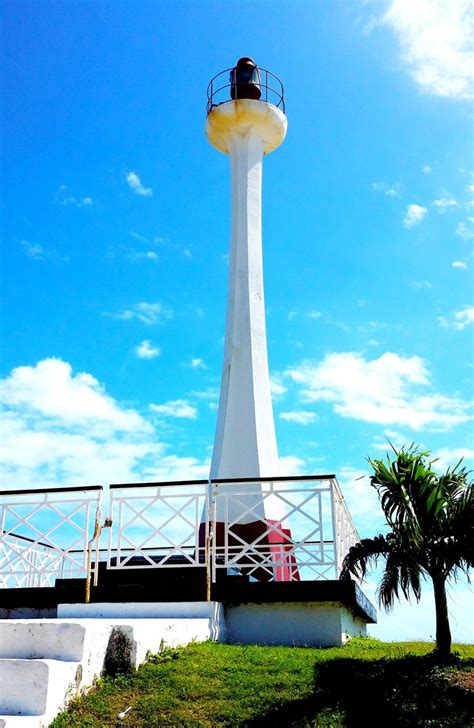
[206,67,285,115]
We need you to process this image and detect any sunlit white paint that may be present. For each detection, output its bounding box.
[225,601,367,646]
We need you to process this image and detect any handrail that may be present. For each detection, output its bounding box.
[109,479,208,490]
[206,66,285,115]
[1,530,57,550]
[109,475,335,490]
[0,485,103,497]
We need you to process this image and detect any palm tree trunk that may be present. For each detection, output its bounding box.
[432,574,451,658]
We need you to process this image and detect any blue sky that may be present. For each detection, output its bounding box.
[1,1,473,640]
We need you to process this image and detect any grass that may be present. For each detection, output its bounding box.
[51,639,474,727]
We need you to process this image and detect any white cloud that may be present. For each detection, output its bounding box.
[371,428,413,452]
[307,310,322,319]
[130,250,158,262]
[452,260,467,269]
[0,359,148,434]
[0,359,211,490]
[467,184,474,193]
[189,357,207,370]
[371,181,402,197]
[382,0,474,100]
[432,447,474,471]
[439,305,474,330]
[411,280,431,289]
[286,351,471,430]
[433,197,457,210]
[422,165,432,175]
[403,204,428,228]
[129,231,148,242]
[106,302,172,325]
[280,411,317,425]
[336,466,383,535]
[126,171,153,198]
[270,375,287,400]
[135,340,161,359]
[279,455,307,476]
[457,220,474,240]
[55,185,93,207]
[189,387,219,401]
[150,399,197,419]
[20,240,44,259]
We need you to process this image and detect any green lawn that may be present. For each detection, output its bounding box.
[51,639,474,727]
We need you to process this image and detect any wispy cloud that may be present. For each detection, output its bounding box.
[403,204,428,228]
[126,171,153,198]
[188,357,207,370]
[452,260,467,269]
[270,375,287,400]
[432,447,474,471]
[371,181,402,197]
[286,351,471,431]
[438,305,474,330]
[20,240,45,260]
[280,411,317,425]
[457,219,474,240]
[307,310,322,319]
[129,231,148,242]
[106,302,173,325]
[189,387,218,401]
[55,185,93,207]
[381,0,474,100]
[135,340,161,359]
[422,165,432,175]
[432,197,457,211]
[411,280,431,289]
[371,428,412,452]
[150,399,197,419]
[20,239,69,263]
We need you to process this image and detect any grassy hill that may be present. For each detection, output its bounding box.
[52,639,474,727]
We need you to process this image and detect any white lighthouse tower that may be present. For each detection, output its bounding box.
[207,59,286,480]
[204,59,293,573]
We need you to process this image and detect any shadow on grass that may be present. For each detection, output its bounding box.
[245,654,474,728]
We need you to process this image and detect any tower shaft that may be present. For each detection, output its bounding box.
[210,130,279,479]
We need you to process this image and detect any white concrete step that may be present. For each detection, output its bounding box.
[0,716,46,727]
[0,622,86,661]
[0,658,80,717]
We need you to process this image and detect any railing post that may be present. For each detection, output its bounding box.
[85,492,102,604]
[205,479,212,601]
[330,479,339,579]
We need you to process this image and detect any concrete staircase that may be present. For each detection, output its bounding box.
[0,620,109,727]
[0,606,224,727]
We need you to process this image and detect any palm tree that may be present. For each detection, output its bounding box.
[340,445,473,658]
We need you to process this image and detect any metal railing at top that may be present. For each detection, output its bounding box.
[0,476,360,594]
[206,67,285,115]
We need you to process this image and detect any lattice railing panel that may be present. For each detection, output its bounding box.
[211,479,339,581]
[0,487,102,589]
[107,484,208,569]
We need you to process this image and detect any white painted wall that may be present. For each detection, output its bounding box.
[225,601,367,647]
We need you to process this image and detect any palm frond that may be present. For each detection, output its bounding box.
[339,534,391,581]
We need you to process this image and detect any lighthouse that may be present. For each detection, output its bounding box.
[207,58,286,479]
[204,59,294,576]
